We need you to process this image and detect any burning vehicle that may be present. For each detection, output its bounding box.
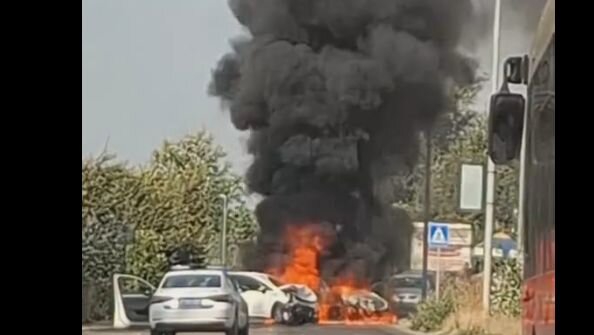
[272,277,394,326]
[341,290,390,319]
[261,224,397,324]
[318,280,394,324]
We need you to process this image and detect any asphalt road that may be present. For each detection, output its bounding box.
[83,324,412,335]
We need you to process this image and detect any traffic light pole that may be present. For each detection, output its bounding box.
[482,0,502,316]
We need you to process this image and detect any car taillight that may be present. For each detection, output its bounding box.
[150,296,174,304]
[209,294,233,303]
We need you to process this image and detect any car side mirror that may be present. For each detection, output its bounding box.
[488,91,525,164]
[258,286,269,294]
[143,288,153,297]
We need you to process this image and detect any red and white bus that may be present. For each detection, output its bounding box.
[488,1,554,335]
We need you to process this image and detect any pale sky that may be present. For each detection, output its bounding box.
[82,0,250,172]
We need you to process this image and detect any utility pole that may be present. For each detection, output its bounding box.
[516,92,529,269]
[421,129,432,300]
[218,194,228,267]
[483,0,502,316]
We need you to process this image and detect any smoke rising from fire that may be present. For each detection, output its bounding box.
[210,0,478,283]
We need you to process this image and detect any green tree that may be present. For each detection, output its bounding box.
[396,83,519,242]
[82,154,144,320]
[126,132,258,284]
[82,131,257,320]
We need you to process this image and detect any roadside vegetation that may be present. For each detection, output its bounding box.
[410,259,521,335]
[82,132,257,321]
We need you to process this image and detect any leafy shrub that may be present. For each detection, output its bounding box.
[410,283,456,332]
[490,258,521,317]
[411,297,454,331]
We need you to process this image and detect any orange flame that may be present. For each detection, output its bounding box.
[266,223,397,325]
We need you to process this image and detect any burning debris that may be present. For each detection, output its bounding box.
[319,279,394,324]
[210,0,478,323]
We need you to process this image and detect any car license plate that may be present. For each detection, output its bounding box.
[179,298,202,309]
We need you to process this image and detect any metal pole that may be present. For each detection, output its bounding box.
[219,194,228,267]
[436,247,441,301]
[483,0,502,315]
[421,129,432,300]
[516,96,529,266]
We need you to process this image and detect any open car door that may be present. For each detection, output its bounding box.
[113,274,156,329]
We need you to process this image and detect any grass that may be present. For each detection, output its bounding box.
[442,276,520,335]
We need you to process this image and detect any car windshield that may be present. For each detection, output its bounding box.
[162,274,221,288]
[392,277,424,289]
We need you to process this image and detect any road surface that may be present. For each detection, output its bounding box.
[83,324,412,335]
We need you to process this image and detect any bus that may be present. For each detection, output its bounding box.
[488,1,554,335]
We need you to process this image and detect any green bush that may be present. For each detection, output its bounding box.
[410,259,521,332]
[82,132,258,320]
[410,297,454,332]
[410,290,456,332]
[490,258,521,317]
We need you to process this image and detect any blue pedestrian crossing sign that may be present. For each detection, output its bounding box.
[428,222,449,247]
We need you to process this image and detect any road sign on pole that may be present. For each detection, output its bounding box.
[429,222,450,247]
[428,222,449,300]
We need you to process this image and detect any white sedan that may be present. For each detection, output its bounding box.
[228,271,318,324]
[113,268,249,335]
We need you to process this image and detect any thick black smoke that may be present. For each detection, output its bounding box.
[210,0,477,283]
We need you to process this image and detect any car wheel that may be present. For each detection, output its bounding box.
[272,302,285,324]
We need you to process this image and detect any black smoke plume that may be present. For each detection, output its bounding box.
[210,0,477,283]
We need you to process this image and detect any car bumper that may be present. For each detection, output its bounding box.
[152,321,228,332]
[150,307,234,330]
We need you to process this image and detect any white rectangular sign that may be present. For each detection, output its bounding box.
[459,164,484,211]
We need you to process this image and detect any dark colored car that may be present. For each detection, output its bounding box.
[372,270,434,318]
